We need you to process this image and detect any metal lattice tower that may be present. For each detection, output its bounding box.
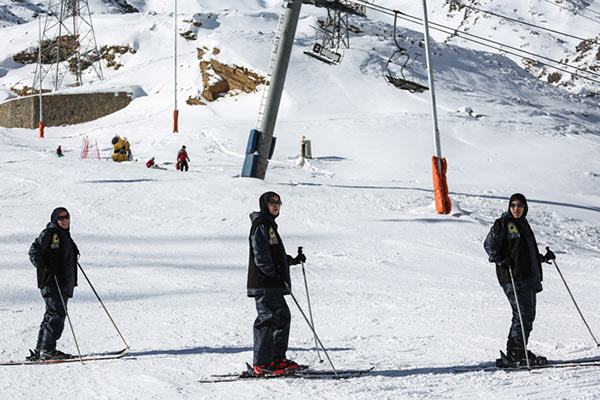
[34,0,104,91]
[318,9,350,53]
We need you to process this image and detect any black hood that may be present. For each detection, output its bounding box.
[508,193,528,218]
[50,207,70,231]
[259,191,280,219]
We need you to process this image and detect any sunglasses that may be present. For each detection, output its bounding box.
[268,200,282,206]
[509,203,525,210]
[57,215,70,221]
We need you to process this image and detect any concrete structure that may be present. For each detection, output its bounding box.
[0,92,132,129]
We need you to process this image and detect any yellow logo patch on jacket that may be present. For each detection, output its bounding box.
[507,222,520,240]
[51,233,60,249]
[268,227,278,245]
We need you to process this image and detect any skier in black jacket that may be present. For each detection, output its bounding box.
[247,191,306,375]
[28,207,79,361]
[484,193,555,366]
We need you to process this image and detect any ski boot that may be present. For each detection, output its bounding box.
[527,350,548,366]
[40,349,73,360]
[25,349,40,361]
[252,364,287,376]
[270,358,301,371]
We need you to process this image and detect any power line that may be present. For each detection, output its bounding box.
[351,0,600,86]
[457,2,599,45]
[564,0,600,18]
[397,11,600,85]
[541,0,600,25]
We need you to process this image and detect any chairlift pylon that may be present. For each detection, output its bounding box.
[304,7,349,65]
[383,12,428,93]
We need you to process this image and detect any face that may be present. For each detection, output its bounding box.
[57,211,71,229]
[509,201,525,219]
[267,196,282,217]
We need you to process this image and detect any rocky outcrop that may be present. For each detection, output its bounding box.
[194,46,267,103]
[13,42,136,72]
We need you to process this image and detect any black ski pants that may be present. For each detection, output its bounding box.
[179,160,188,172]
[36,287,68,351]
[503,281,537,346]
[253,292,291,366]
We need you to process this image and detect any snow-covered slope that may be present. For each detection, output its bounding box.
[1,1,599,399]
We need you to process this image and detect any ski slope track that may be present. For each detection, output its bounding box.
[1,1,599,399]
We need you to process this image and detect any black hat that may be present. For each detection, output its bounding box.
[50,207,70,229]
[508,193,528,218]
[259,191,280,218]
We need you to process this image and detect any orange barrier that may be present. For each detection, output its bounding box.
[432,156,451,214]
[39,121,45,138]
[173,109,179,133]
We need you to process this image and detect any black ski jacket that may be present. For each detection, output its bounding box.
[484,212,543,289]
[29,221,79,297]
[247,210,294,297]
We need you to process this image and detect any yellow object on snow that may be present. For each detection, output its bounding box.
[111,135,132,162]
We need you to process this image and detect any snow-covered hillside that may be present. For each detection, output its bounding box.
[1,1,600,399]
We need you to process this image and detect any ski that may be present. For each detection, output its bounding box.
[454,356,600,373]
[0,348,129,366]
[199,366,373,383]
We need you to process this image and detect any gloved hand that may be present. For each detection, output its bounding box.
[291,246,307,265]
[292,253,306,265]
[543,247,556,263]
[498,257,512,269]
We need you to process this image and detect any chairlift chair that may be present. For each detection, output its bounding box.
[384,51,428,93]
[383,11,429,93]
[304,43,343,65]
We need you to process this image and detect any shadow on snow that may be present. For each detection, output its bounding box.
[129,345,354,357]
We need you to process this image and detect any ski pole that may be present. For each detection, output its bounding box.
[78,262,130,349]
[284,281,338,378]
[298,247,323,363]
[549,254,600,347]
[507,267,531,371]
[54,276,83,362]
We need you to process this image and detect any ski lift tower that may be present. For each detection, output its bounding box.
[304,0,366,65]
[242,0,366,179]
[33,0,104,91]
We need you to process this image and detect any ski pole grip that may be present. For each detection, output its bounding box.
[298,246,303,255]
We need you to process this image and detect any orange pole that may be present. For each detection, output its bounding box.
[173,109,179,133]
[39,121,45,138]
[432,156,451,214]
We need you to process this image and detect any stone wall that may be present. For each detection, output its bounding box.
[0,92,133,129]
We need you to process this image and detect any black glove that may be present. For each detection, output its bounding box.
[543,247,556,263]
[292,246,307,265]
[292,253,306,265]
[498,257,512,269]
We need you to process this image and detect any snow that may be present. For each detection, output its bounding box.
[1,1,600,399]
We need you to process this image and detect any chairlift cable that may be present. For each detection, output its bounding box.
[555,0,600,17]
[540,0,600,25]
[352,0,600,85]
[393,12,600,86]
[457,2,600,45]
[567,0,600,17]
[392,10,600,81]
